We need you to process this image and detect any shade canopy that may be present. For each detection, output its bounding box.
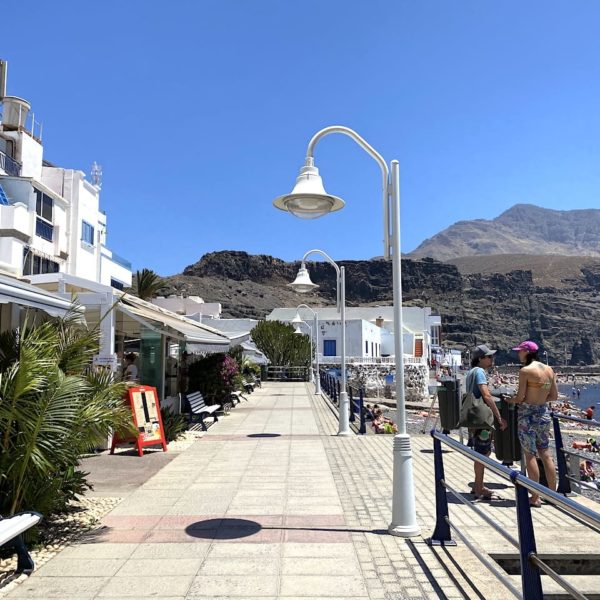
[273,164,344,219]
[289,264,319,294]
[0,274,81,319]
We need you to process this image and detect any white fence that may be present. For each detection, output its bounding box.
[318,355,426,366]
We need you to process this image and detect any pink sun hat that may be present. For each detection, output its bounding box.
[512,340,539,353]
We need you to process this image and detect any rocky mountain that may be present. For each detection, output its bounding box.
[162,250,600,365]
[409,204,600,261]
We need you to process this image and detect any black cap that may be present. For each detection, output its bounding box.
[472,344,497,360]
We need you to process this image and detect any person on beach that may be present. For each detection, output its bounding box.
[466,345,507,500]
[507,341,558,507]
[585,406,595,420]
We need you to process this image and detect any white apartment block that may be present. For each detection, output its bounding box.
[0,64,131,289]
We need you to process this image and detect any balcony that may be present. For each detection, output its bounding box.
[0,150,21,177]
[35,217,53,241]
[109,250,132,270]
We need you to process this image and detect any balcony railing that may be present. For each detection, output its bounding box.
[35,217,53,241]
[0,150,21,177]
[109,250,132,270]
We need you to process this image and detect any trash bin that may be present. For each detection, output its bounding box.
[437,377,460,430]
[492,392,521,463]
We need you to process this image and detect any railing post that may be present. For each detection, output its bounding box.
[336,380,341,406]
[349,387,355,422]
[511,471,544,600]
[551,412,572,494]
[358,388,366,434]
[427,434,455,546]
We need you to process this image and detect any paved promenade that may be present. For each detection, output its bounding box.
[5,382,599,599]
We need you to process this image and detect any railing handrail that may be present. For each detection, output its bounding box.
[430,429,600,600]
[432,430,600,531]
[551,411,600,428]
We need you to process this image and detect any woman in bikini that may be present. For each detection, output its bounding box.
[507,340,558,507]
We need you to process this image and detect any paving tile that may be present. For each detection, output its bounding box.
[198,557,279,576]
[188,575,278,596]
[206,542,281,559]
[116,558,203,576]
[55,542,139,559]
[281,557,359,575]
[34,557,126,577]
[282,543,357,558]
[280,575,368,597]
[98,575,194,597]
[7,576,109,597]
[131,542,211,559]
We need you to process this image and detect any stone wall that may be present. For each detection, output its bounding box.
[347,363,429,402]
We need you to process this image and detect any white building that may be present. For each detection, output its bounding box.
[266,306,441,364]
[0,66,131,290]
[152,295,221,319]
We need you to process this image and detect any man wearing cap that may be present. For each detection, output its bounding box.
[467,345,507,500]
[507,340,558,507]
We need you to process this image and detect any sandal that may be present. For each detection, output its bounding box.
[529,498,542,508]
[471,487,494,500]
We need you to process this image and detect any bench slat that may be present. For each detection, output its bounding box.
[0,514,41,545]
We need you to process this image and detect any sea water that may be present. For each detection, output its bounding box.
[558,383,600,412]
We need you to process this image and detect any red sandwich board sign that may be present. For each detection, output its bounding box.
[110,385,167,456]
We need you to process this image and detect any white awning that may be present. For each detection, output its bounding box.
[0,274,78,318]
[118,294,231,346]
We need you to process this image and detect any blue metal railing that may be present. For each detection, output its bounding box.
[551,412,600,495]
[35,217,53,241]
[318,370,366,434]
[0,150,22,176]
[429,430,600,600]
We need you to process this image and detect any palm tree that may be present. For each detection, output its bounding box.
[0,306,135,517]
[131,268,165,300]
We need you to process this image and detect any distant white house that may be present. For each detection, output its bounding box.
[265,306,441,364]
[0,77,131,289]
[152,295,221,319]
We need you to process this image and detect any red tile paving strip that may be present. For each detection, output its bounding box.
[95,514,350,543]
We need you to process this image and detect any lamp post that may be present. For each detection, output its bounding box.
[294,320,313,382]
[290,250,349,435]
[292,304,321,394]
[273,125,420,537]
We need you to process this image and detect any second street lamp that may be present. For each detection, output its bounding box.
[292,304,321,395]
[290,250,350,436]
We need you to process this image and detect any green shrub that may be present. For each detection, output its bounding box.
[251,320,310,366]
[187,353,240,403]
[0,308,135,518]
[160,406,187,442]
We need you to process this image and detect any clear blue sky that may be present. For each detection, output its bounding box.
[4,1,600,275]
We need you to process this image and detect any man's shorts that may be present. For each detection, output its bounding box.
[518,404,551,455]
[471,429,493,455]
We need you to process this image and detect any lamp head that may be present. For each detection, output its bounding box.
[291,311,304,325]
[293,326,304,335]
[273,161,345,219]
[289,263,319,294]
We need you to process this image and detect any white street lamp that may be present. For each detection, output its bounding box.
[293,304,321,394]
[273,125,420,537]
[290,250,349,436]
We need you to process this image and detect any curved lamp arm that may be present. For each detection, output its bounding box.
[305,126,391,259]
[296,303,317,318]
[301,249,341,312]
[301,248,340,276]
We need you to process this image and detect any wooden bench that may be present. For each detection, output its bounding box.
[186,391,222,431]
[0,512,42,575]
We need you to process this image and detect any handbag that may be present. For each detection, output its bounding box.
[459,369,494,429]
